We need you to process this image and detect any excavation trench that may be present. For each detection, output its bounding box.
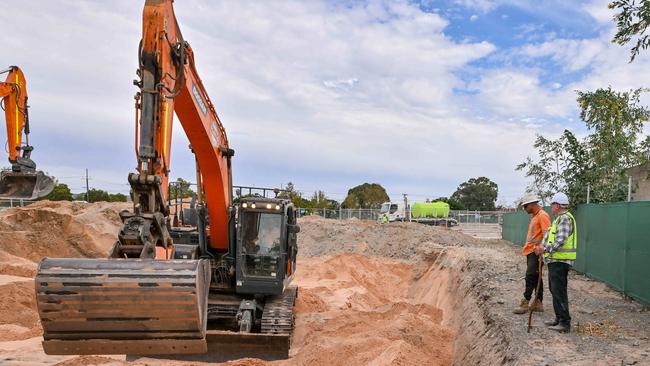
[288,248,511,366]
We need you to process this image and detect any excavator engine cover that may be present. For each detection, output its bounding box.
[0,170,55,199]
[36,258,211,355]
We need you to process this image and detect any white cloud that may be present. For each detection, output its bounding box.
[469,69,574,118]
[470,14,479,22]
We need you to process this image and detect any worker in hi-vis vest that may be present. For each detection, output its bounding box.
[535,192,576,333]
[513,193,550,315]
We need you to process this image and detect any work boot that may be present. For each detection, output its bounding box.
[513,299,529,314]
[544,319,559,326]
[529,298,544,312]
[548,323,570,333]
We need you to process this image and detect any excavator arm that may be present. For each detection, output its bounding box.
[135,0,233,251]
[0,66,28,162]
[0,66,55,199]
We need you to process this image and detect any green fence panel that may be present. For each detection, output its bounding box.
[502,207,553,247]
[577,203,626,291]
[502,210,529,246]
[502,202,650,306]
[624,202,650,304]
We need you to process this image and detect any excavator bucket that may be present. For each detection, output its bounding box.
[35,258,211,355]
[0,170,55,199]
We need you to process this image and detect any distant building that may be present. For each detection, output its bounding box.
[628,161,650,201]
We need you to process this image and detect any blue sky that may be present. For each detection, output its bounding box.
[2,0,648,206]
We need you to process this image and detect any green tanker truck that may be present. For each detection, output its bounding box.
[379,200,458,226]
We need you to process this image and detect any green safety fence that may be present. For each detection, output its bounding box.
[502,202,650,306]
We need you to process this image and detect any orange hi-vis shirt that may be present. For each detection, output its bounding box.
[521,207,551,256]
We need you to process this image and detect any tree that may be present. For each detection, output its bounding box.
[517,88,650,206]
[610,0,650,62]
[309,190,338,209]
[578,87,650,202]
[169,178,196,200]
[277,182,308,207]
[86,188,108,202]
[341,183,389,209]
[43,183,73,201]
[108,193,128,202]
[451,177,498,211]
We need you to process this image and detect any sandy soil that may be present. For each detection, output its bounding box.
[0,205,648,366]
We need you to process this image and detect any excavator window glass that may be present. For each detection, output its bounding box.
[380,203,390,214]
[241,211,282,277]
[389,204,398,214]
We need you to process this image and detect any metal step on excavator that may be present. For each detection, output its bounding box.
[0,66,55,200]
[34,0,298,361]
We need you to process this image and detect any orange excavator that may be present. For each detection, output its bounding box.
[0,66,55,199]
[35,0,298,360]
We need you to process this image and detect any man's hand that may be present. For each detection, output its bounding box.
[534,246,545,255]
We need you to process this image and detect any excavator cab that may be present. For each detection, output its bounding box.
[236,197,298,296]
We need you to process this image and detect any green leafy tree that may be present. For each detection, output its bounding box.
[169,178,196,200]
[43,183,73,201]
[517,88,650,205]
[578,87,650,202]
[451,177,498,211]
[277,182,310,208]
[341,183,389,209]
[108,193,128,202]
[87,188,110,202]
[610,0,650,62]
[310,190,338,209]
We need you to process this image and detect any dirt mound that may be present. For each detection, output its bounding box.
[297,216,477,260]
[0,281,41,341]
[0,200,129,261]
[0,250,37,277]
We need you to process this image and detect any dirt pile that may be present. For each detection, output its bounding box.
[0,281,41,342]
[0,201,129,345]
[0,200,129,262]
[297,215,476,260]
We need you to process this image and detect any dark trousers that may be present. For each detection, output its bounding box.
[524,253,543,302]
[548,262,571,325]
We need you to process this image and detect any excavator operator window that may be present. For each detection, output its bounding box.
[241,211,282,278]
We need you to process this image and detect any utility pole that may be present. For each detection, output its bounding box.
[402,193,409,221]
[85,168,90,202]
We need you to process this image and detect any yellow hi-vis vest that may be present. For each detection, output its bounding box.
[545,211,577,261]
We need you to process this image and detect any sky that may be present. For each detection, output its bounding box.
[1,0,649,206]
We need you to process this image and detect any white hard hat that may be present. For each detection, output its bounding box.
[520,193,540,206]
[551,192,569,205]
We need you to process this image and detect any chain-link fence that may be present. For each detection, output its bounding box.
[0,198,35,210]
[298,207,508,224]
[297,208,381,221]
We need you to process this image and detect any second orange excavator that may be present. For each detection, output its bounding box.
[0,66,55,199]
[35,0,298,360]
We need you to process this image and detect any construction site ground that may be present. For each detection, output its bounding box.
[0,202,648,366]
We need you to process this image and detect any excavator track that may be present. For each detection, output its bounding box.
[261,286,297,335]
[35,258,210,355]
